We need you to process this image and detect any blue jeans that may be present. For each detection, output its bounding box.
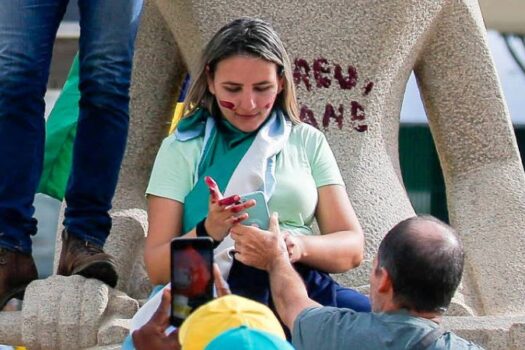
[0,0,143,253]
[229,261,371,311]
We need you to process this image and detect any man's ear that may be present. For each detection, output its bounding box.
[377,267,393,294]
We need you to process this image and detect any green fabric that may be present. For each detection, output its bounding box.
[38,55,80,200]
[146,122,344,236]
[178,109,258,234]
[268,122,344,235]
[293,307,484,350]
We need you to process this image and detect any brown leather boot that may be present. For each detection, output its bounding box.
[0,248,38,310]
[57,229,118,288]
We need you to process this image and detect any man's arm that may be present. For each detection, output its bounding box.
[231,213,321,329]
[267,254,321,330]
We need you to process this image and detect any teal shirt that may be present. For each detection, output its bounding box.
[146,123,344,235]
[293,307,485,350]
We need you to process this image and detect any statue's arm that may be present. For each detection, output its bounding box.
[414,0,525,315]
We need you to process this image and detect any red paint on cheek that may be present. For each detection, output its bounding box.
[262,93,279,110]
[219,100,235,110]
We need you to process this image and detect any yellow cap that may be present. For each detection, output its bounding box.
[179,295,285,350]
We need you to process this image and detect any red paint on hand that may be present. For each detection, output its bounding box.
[219,100,235,110]
[218,195,240,206]
[205,176,221,202]
[230,205,245,213]
[204,176,217,190]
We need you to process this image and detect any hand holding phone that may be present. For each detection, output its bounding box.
[204,176,253,241]
[238,191,270,230]
[170,237,214,326]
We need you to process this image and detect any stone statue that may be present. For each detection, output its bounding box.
[132,0,525,317]
[1,0,523,348]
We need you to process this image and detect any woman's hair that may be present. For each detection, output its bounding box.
[181,17,300,123]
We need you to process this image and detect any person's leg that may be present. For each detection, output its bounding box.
[266,264,341,339]
[63,0,143,245]
[294,264,371,311]
[0,0,68,308]
[57,0,143,287]
[334,284,371,312]
[228,260,271,305]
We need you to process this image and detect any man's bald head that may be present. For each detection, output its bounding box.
[376,216,465,313]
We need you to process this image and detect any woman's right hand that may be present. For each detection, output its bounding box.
[203,176,255,241]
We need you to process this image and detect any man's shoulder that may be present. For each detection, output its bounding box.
[375,313,485,350]
[293,308,397,350]
[377,313,485,350]
[294,310,485,350]
[296,306,358,322]
[295,306,377,335]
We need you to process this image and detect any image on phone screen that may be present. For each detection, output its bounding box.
[170,237,214,327]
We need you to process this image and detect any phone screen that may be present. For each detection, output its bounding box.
[170,237,214,327]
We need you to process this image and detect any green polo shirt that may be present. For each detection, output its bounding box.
[146,123,344,235]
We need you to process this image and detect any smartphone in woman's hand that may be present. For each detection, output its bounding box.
[238,191,270,230]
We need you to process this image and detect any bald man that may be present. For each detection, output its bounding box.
[231,215,484,349]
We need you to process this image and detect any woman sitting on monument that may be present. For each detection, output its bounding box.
[144,17,370,314]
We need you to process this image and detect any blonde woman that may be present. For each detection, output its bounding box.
[145,18,370,319]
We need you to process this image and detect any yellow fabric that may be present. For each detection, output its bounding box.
[178,295,286,350]
[169,102,186,134]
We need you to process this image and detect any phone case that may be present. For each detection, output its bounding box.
[239,191,270,230]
